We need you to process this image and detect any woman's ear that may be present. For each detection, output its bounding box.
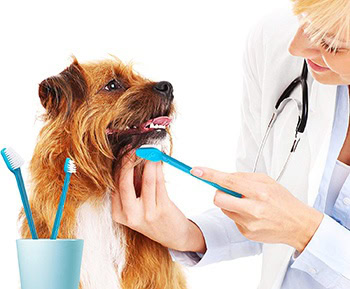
[38,57,87,119]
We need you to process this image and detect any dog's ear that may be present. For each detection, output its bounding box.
[38,57,87,119]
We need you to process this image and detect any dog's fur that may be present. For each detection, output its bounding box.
[18,56,187,289]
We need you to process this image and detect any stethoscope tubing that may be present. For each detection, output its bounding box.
[253,59,308,181]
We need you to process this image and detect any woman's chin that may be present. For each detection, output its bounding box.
[309,70,345,85]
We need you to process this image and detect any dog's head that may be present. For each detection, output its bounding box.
[37,56,175,193]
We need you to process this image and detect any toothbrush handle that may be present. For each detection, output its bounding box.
[162,155,242,198]
[162,154,192,173]
[51,173,71,239]
[14,169,38,239]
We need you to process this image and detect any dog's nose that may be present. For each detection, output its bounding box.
[154,81,174,100]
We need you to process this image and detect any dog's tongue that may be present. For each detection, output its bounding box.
[141,116,172,128]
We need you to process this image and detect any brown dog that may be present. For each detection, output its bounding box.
[18,56,187,289]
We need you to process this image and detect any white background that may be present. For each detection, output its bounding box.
[1,0,291,288]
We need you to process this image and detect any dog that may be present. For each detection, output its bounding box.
[18,56,187,289]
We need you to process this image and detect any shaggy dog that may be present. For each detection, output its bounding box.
[18,56,187,289]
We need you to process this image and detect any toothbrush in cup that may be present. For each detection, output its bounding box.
[1,147,38,239]
[50,158,76,239]
[135,145,242,198]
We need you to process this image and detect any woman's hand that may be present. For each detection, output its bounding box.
[112,150,206,253]
[191,167,324,253]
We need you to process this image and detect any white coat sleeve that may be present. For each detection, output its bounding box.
[169,22,267,267]
[289,214,350,287]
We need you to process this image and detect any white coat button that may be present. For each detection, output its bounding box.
[343,197,350,206]
[308,267,317,275]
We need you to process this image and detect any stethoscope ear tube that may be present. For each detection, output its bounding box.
[298,61,309,133]
[276,60,308,133]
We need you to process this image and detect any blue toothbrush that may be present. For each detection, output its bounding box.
[1,147,38,239]
[50,158,76,239]
[135,146,242,198]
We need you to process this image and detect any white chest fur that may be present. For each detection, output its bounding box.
[75,193,125,289]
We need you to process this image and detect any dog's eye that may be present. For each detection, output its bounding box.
[104,79,122,91]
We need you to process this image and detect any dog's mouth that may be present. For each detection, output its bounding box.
[106,116,172,136]
[107,114,173,178]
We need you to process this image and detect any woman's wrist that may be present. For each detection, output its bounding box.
[179,219,207,254]
[292,206,324,253]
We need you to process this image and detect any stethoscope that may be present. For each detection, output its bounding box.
[253,59,309,182]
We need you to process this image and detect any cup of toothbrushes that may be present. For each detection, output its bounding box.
[16,239,84,289]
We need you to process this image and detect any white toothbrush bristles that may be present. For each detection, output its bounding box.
[67,159,77,174]
[139,144,162,150]
[3,147,24,170]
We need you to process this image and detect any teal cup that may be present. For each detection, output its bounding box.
[16,239,84,289]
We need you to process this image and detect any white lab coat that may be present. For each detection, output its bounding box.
[180,7,339,289]
[232,8,339,289]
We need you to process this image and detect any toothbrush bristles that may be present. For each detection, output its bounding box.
[139,144,162,150]
[68,159,76,174]
[3,147,24,170]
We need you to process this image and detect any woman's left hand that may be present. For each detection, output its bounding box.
[190,167,324,253]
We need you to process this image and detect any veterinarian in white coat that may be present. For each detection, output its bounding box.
[112,1,350,288]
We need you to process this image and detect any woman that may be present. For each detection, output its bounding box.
[112,0,350,288]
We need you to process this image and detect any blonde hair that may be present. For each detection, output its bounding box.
[291,0,350,50]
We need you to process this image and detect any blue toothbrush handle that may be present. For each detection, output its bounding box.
[200,179,242,198]
[14,169,38,239]
[51,173,71,239]
[162,155,242,198]
[162,155,192,173]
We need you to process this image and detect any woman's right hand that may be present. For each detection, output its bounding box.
[111,150,206,253]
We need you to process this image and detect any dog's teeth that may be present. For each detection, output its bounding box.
[153,124,165,129]
[132,126,137,129]
[126,126,130,130]
[150,123,155,128]
[153,123,165,129]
